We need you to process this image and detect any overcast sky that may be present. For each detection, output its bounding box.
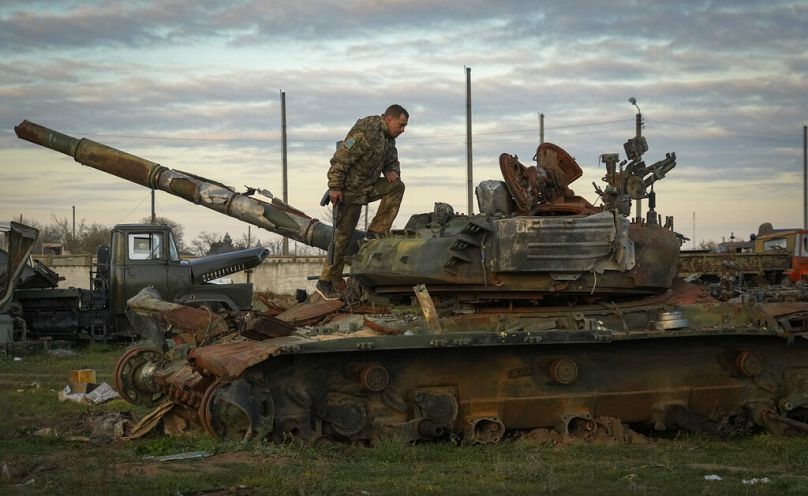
[1,0,806,250]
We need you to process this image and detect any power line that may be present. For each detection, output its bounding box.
[650,118,797,137]
[68,117,636,144]
[20,116,803,147]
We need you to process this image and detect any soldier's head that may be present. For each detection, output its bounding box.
[383,104,409,138]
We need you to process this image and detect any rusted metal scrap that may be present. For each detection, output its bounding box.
[111,281,808,445]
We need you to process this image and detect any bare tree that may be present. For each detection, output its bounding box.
[40,214,111,255]
[698,240,717,251]
[141,216,185,253]
[192,231,222,256]
[5,214,188,257]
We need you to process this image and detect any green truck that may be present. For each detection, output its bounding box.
[2,221,268,342]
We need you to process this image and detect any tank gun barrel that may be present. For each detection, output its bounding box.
[14,120,336,251]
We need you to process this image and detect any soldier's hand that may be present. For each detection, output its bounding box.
[385,171,399,183]
[329,190,343,205]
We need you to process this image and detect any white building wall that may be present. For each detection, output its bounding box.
[32,255,327,295]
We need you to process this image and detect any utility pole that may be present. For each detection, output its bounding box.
[150,189,156,223]
[281,90,289,255]
[72,206,75,239]
[803,125,807,229]
[540,113,545,144]
[465,66,473,215]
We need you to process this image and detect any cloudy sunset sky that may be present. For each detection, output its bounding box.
[1,0,806,249]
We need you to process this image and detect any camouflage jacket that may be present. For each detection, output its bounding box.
[327,115,401,205]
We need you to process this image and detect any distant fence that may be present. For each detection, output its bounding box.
[32,255,327,296]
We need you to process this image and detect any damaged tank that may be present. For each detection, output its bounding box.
[14,119,808,443]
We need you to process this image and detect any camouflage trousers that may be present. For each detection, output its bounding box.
[320,177,405,281]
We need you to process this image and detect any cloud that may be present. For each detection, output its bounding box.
[1,0,806,246]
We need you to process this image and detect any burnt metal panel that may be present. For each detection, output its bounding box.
[493,212,634,273]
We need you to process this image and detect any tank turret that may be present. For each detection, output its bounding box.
[16,119,681,304]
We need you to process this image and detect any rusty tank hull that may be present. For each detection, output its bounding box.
[116,290,808,442]
[15,117,808,442]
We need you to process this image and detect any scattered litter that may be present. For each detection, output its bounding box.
[58,385,87,403]
[85,383,120,404]
[742,477,770,485]
[146,450,211,462]
[33,427,58,438]
[68,368,96,394]
[16,381,40,392]
[704,474,722,481]
[58,382,120,405]
[12,478,35,487]
[13,356,22,362]
[89,412,133,445]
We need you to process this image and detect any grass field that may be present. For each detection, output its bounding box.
[2,344,807,495]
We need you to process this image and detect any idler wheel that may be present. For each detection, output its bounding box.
[198,379,274,442]
[549,358,578,385]
[735,351,764,377]
[113,346,165,406]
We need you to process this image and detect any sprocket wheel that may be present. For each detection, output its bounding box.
[113,346,165,406]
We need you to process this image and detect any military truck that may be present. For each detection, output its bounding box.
[5,222,269,341]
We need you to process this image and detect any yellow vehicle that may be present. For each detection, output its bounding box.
[753,227,808,283]
[679,224,808,285]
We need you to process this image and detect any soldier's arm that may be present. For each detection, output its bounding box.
[327,130,367,190]
[382,146,401,177]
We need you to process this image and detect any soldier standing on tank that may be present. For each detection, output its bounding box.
[316,104,409,300]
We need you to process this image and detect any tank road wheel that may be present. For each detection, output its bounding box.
[113,346,165,406]
[198,379,274,442]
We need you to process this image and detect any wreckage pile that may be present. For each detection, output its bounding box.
[13,119,808,444]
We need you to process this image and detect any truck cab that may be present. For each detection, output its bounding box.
[105,223,268,338]
[109,224,187,316]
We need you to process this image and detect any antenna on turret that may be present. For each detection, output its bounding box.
[628,97,644,222]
